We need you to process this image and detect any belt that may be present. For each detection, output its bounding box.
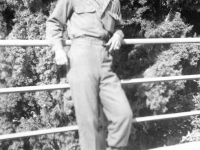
[72,37,107,46]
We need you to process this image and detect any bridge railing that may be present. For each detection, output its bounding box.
[1,38,200,46]
[1,38,200,149]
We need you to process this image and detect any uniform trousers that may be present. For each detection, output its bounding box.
[67,38,133,150]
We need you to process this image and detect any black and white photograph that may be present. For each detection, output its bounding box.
[0,0,200,150]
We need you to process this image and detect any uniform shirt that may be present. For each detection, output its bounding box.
[46,0,124,51]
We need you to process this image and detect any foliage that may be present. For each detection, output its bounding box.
[1,0,200,150]
[0,0,76,149]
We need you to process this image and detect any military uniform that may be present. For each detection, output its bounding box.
[46,0,133,150]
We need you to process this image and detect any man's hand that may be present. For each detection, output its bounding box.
[55,49,68,65]
[105,33,123,52]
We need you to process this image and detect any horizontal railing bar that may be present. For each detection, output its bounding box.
[0,84,70,94]
[0,126,78,140]
[0,111,199,140]
[124,38,200,45]
[1,74,200,94]
[1,38,200,46]
[149,141,200,150]
[0,40,51,47]
[132,111,200,123]
[121,74,200,84]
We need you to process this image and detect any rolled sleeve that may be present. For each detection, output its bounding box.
[114,29,124,39]
[113,5,125,39]
[114,20,125,39]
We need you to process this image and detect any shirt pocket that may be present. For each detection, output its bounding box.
[74,6,97,29]
[75,6,96,13]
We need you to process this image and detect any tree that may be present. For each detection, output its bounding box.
[1,0,200,149]
[0,0,77,149]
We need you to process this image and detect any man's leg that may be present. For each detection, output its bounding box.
[99,49,133,149]
[67,42,107,150]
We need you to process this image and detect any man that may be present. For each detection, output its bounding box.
[46,0,133,150]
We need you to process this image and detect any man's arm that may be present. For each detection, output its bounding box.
[106,0,124,52]
[46,0,73,65]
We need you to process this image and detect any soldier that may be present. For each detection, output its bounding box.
[46,0,133,150]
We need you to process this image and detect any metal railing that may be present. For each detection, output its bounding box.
[1,38,200,46]
[1,38,200,149]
